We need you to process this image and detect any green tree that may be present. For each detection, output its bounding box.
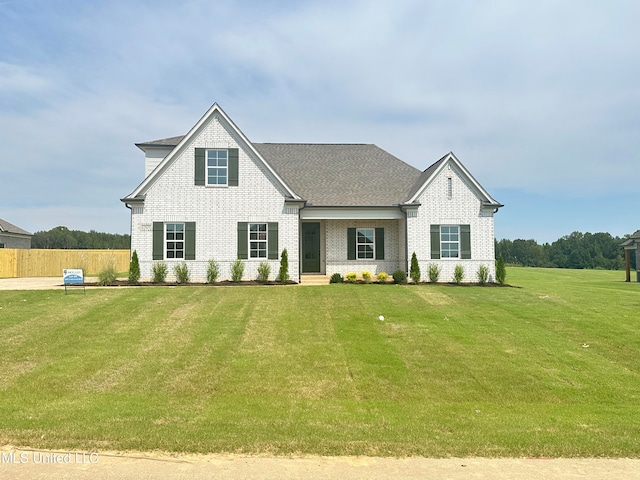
[128,250,140,284]
[496,254,506,285]
[279,249,289,283]
[409,252,421,284]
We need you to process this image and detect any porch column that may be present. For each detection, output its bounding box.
[625,249,631,282]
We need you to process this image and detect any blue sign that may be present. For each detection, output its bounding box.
[63,269,84,284]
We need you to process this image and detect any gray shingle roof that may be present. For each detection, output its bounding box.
[253,143,422,206]
[135,136,186,148]
[134,136,451,206]
[0,218,32,236]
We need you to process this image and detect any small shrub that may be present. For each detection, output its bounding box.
[128,250,140,285]
[279,249,289,283]
[428,263,441,283]
[257,261,271,282]
[330,273,344,284]
[207,259,220,283]
[231,259,245,283]
[410,252,421,284]
[477,264,489,285]
[376,271,388,283]
[453,264,465,285]
[97,264,118,286]
[496,254,506,285]
[361,271,372,284]
[152,262,168,283]
[392,269,407,284]
[174,261,190,284]
[346,272,358,283]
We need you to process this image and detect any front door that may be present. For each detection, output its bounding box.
[302,222,321,273]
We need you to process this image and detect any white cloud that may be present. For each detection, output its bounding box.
[1,0,639,236]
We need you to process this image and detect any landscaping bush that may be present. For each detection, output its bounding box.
[97,264,118,286]
[453,264,465,285]
[392,269,407,284]
[361,271,372,284]
[279,249,289,283]
[128,250,140,285]
[496,254,506,285]
[151,262,168,283]
[410,252,421,284]
[427,263,441,283]
[345,272,358,283]
[174,262,190,284]
[329,273,343,284]
[257,261,271,282]
[207,259,220,283]
[477,264,489,285]
[231,259,245,283]
[376,272,388,283]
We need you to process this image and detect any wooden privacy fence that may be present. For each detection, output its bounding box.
[0,249,130,278]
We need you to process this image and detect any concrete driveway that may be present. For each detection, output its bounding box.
[0,277,66,290]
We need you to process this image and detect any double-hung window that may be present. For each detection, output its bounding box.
[207,149,228,186]
[431,224,470,260]
[166,223,184,259]
[249,223,267,258]
[440,225,459,258]
[356,228,375,259]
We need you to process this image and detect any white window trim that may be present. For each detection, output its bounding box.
[441,225,459,259]
[356,228,375,260]
[165,223,185,260]
[249,223,268,259]
[206,149,228,187]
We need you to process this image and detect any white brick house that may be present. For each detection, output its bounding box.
[122,103,502,283]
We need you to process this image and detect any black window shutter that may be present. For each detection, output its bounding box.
[195,148,205,186]
[267,223,278,259]
[152,222,164,260]
[430,225,441,259]
[237,222,248,259]
[375,228,384,260]
[228,148,239,186]
[347,228,356,260]
[460,225,471,259]
[185,222,196,260]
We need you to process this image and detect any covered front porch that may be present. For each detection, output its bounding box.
[299,207,407,278]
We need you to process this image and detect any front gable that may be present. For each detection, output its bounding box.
[122,104,300,203]
[406,152,502,210]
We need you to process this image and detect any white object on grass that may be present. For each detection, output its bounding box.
[378,315,384,321]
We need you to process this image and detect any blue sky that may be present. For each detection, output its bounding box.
[1,0,638,243]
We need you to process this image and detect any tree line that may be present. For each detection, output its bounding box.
[32,226,130,250]
[495,231,634,270]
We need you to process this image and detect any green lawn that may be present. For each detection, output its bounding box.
[0,268,638,457]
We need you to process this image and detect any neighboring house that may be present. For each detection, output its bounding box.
[0,218,32,249]
[621,230,640,282]
[122,103,502,283]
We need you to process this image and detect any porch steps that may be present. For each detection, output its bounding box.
[299,275,331,286]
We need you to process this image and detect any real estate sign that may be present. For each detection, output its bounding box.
[63,269,84,284]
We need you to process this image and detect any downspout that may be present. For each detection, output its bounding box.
[298,206,302,284]
[124,203,133,260]
[404,208,409,274]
